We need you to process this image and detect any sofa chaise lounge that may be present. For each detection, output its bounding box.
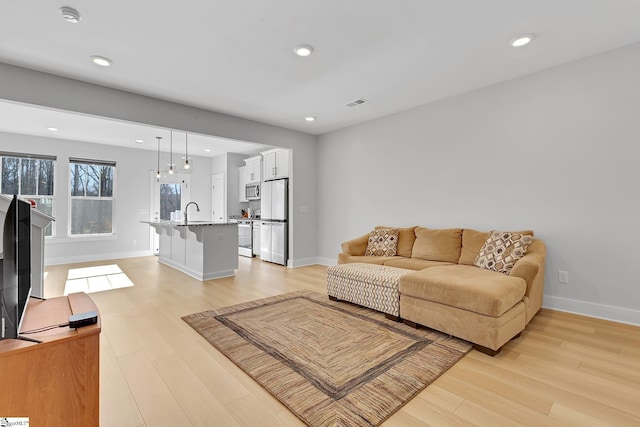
[336,226,546,355]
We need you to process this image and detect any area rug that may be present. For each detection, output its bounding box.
[182,290,471,426]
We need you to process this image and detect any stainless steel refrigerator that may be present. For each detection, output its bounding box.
[260,179,288,265]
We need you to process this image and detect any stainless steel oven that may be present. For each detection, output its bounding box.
[237,219,254,257]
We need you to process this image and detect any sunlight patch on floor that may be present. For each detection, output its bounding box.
[63,265,135,295]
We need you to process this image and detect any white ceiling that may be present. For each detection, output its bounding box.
[1,0,640,145]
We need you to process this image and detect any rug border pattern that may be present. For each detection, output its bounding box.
[182,290,472,426]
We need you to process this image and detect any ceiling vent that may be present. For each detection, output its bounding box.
[345,98,367,108]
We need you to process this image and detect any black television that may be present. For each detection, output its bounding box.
[1,195,32,340]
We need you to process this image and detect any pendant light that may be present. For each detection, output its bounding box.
[155,137,162,180]
[169,131,174,174]
[184,132,190,170]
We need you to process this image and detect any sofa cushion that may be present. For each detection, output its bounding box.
[475,231,533,274]
[383,258,454,271]
[411,227,462,263]
[399,265,527,317]
[459,229,534,266]
[375,225,416,258]
[338,253,403,266]
[365,228,399,256]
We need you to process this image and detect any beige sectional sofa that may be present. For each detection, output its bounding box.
[338,226,546,355]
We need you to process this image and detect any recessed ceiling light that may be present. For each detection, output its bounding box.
[47,127,59,132]
[60,6,81,23]
[204,148,211,152]
[91,55,112,67]
[510,34,535,47]
[134,139,144,143]
[305,116,316,122]
[294,45,314,57]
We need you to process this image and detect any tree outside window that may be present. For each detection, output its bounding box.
[69,160,115,235]
[0,154,55,236]
[160,183,181,220]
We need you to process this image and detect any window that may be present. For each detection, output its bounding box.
[69,158,115,235]
[159,183,181,220]
[0,152,56,236]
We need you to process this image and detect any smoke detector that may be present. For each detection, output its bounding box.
[60,6,81,23]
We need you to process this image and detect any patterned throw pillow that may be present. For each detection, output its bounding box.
[475,230,533,274]
[365,228,400,257]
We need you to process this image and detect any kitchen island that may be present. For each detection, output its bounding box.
[143,221,238,280]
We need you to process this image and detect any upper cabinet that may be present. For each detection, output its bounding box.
[244,156,261,183]
[238,165,248,202]
[262,149,290,181]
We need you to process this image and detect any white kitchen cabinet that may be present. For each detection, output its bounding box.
[238,166,248,202]
[244,156,261,183]
[262,149,290,181]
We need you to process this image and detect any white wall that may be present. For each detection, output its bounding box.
[317,43,640,325]
[0,131,212,264]
[0,62,318,265]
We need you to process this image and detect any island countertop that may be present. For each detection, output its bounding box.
[141,220,238,227]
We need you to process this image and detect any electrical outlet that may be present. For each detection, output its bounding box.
[558,270,569,284]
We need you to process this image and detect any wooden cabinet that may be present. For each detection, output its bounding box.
[262,149,290,181]
[0,293,101,427]
[244,156,261,183]
[238,166,248,202]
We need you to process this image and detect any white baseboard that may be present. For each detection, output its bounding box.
[543,295,640,327]
[316,257,336,266]
[288,257,321,268]
[286,257,336,267]
[45,250,153,266]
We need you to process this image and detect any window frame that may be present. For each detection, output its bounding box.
[68,158,116,237]
[0,151,56,237]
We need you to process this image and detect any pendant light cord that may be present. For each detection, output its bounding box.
[156,136,162,178]
[169,131,174,174]
[185,132,190,169]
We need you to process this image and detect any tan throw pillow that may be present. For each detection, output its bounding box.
[365,228,399,256]
[475,230,533,274]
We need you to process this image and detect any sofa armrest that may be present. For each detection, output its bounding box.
[341,233,370,256]
[509,256,540,289]
[510,239,546,324]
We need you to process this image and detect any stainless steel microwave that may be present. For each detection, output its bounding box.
[245,183,260,200]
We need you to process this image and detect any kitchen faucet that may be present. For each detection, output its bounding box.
[184,202,200,224]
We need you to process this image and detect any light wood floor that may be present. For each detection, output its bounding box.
[44,256,640,426]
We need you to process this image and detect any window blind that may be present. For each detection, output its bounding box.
[0,151,57,161]
[69,157,116,167]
